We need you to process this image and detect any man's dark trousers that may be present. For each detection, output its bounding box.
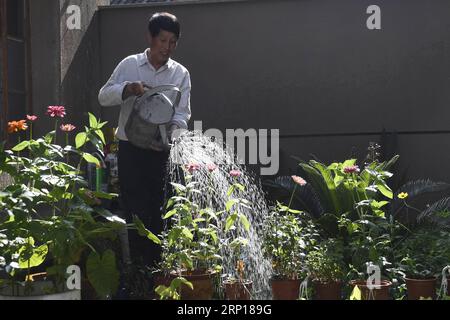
[118,140,168,268]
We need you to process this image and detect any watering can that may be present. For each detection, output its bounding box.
[125,85,181,151]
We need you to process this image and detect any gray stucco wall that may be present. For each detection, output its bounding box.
[95,0,450,181]
[30,0,61,137]
[30,0,109,138]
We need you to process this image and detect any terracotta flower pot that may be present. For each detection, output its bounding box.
[169,270,217,300]
[349,280,392,300]
[313,280,342,300]
[271,278,301,300]
[223,279,253,300]
[405,277,437,300]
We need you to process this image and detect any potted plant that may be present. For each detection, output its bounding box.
[154,166,222,300]
[0,110,126,299]
[220,175,254,300]
[395,228,450,300]
[222,258,253,300]
[263,200,319,300]
[306,239,346,300]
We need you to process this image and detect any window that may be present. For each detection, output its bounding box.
[7,0,24,38]
[1,0,30,142]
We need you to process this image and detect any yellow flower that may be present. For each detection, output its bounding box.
[398,192,408,199]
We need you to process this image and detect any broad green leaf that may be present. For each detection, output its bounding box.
[18,243,48,269]
[170,183,186,192]
[225,213,238,232]
[75,132,88,149]
[227,185,235,197]
[374,209,385,218]
[88,112,98,128]
[376,181,393,199]
[133,216,161,244]
[12,141,30,152]
[342,159,357,168]
[334,174,344,187]
[239,214,250,232]
[371,200,389,209]
[163,209,177,219]
[181,227,193,240]
[92,191,118,200]
[82,153,100,166]
[173,277,193,290]
[86,250,119,299]
[95,130,106,145]
[97,121,108,129]
[225,199,239,212]
[168,228,182,245]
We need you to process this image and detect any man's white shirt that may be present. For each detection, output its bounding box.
[98,49,191,141]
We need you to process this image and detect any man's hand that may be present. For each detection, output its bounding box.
[122,82,149,100]
[168,124,183,142]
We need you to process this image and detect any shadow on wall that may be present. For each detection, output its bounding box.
[60,11,105,140]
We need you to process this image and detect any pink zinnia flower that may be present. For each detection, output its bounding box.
[46,106,66,118]
[186,163,201,173]
[60,124,76,132]
[230,170,242,178]
[26,115,38,122]
[343,165,360,174]
[291,175,307,186]
[207,164,218,172]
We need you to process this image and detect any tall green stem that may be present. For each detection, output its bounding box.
[65,133,69,164]
[288,184,298,210]
[53,120,59,144]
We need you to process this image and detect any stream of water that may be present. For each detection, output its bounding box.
[167,131,273,299]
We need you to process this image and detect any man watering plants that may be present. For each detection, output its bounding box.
[98,12,192,270]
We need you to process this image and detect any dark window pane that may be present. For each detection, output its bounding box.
[7,0,24,38]
[7,39,25,92]
[8,92,26,121]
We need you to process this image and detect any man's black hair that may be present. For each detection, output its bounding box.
[148,12,180,39]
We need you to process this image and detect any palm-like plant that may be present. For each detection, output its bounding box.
[390,179,450,229]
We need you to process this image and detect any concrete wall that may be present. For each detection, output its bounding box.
[60,0,109,130]
[95,0,450,181]
[29,0,61,136]
[30,0,108,138]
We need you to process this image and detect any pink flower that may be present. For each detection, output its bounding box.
[26,115,38,122]
[230,170,241,178]
[291,175,307,186]
[60,124,76,132]
[207,163,218,172]
[343,165,360,174]
[46,106,66,118]
[186,163,201,173]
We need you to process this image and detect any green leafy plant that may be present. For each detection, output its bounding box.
[395,228,450,279]
[263,202,319,280]
[154,166,223,299]
[306,239,346,284]
[0,110,126,299]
